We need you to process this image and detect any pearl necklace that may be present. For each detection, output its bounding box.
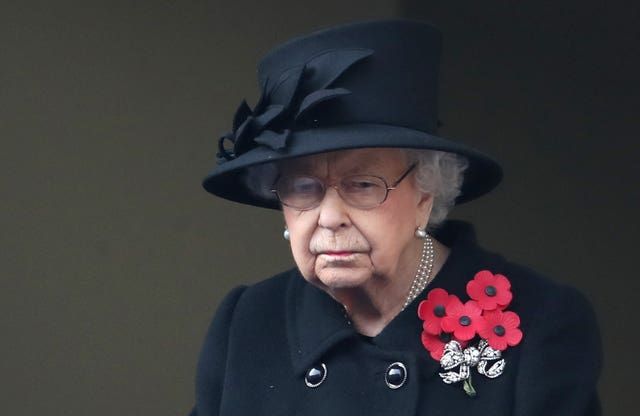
[402,234,435,310]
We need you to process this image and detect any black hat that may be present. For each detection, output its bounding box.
[203,19,502,209]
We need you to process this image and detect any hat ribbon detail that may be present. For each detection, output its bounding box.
[216,48,374,163]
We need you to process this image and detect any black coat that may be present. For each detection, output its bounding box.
[190,222,601,415]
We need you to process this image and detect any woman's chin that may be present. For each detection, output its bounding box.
[313,267,372,290]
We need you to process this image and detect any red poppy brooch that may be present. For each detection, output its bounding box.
[418,270,523,396]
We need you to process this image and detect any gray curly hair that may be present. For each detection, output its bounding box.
[404,149,468,228]
[243,149,468,228]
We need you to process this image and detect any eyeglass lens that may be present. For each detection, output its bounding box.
[273,164,415,210]
[275,175,388,210]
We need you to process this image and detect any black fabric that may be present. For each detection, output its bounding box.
[190,222,601,415]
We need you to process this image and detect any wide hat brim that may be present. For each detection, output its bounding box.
[202,123,502,209]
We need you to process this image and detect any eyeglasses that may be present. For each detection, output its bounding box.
[271,164,416,210]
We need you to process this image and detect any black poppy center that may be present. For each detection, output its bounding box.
[484,285,497,296]
[438,332,452,343]
[493,325,506,336]
[433,304,446,317]
[459,316,472,326]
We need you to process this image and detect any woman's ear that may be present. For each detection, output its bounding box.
[416,192,434,228]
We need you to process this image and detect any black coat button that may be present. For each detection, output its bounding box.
[305,363,327,387]
[385,362,407,389]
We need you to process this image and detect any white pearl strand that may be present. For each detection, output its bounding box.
[402,234,435,310]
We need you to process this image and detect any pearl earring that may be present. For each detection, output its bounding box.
[414,226,427,239]
[283,227,290,241]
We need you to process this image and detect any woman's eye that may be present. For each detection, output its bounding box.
[354,181,375,189]
[291,178,321,194]
[343,178,382,192]
[295,184,316,193]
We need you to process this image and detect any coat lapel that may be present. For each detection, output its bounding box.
[286,274,357,376]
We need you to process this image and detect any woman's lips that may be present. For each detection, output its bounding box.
[317,250,365,262]
[322,251,354,256]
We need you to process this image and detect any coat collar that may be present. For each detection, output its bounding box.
[286,221,493,379]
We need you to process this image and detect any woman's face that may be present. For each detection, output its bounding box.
[280,148,433,293]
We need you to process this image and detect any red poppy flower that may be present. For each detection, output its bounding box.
[478,310,523,351]
[421,330,467,360]
[418,289,457,335]
[441,298,484,341]
[466,270,513,311]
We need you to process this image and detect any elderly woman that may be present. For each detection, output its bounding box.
[190,20,601,415]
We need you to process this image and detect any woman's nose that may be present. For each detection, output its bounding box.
[317,186,351,230]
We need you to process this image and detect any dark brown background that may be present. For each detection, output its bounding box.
[2,1,637,415]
